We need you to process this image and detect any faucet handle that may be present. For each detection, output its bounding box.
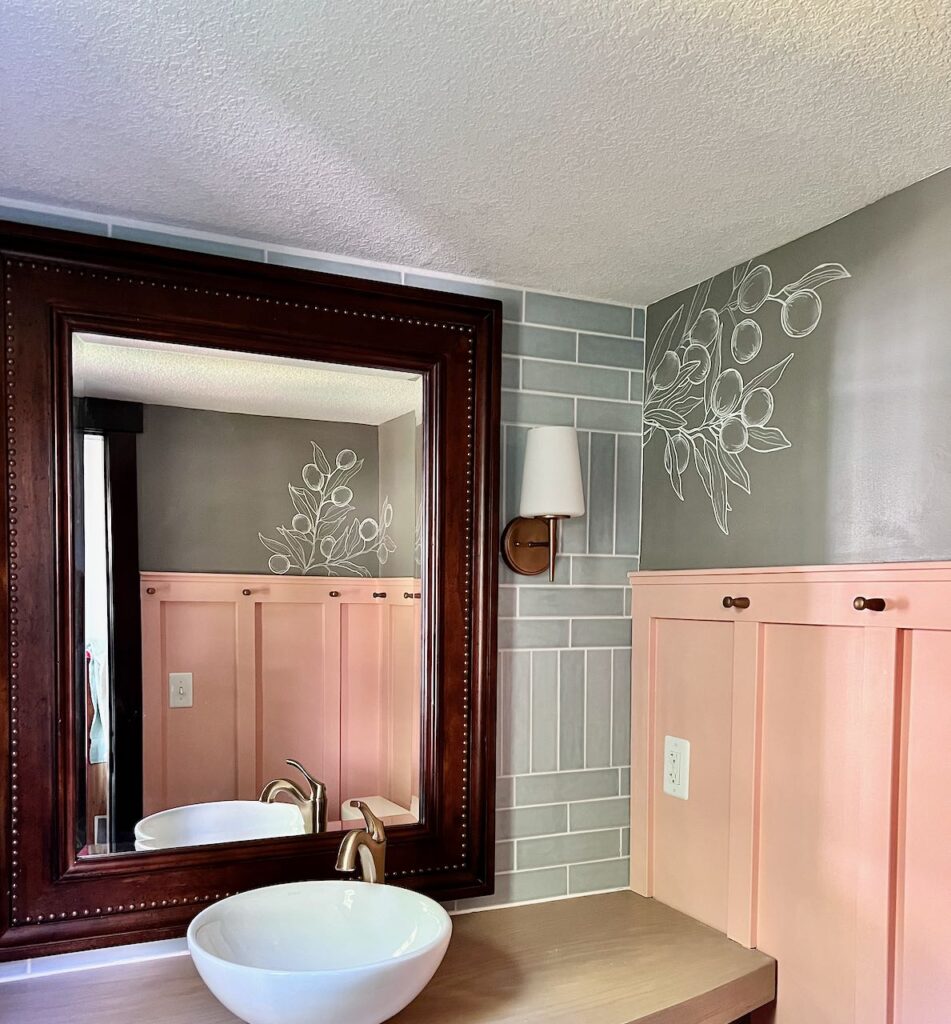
[348,800,386,842]
[285,759,325,800]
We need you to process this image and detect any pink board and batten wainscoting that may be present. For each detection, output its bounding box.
[630,563,951,1024]
[141,573,422,825]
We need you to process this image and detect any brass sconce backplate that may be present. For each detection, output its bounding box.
[500,516,551,576]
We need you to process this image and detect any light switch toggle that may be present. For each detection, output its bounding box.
[663,735,690,800]
[169,672,193,708]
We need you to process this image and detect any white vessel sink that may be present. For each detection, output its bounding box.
[134,800,305,850]
[187,881,452,1024]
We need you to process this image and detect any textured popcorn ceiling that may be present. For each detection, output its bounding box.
[2,1,950,304]
[73,335,422,425]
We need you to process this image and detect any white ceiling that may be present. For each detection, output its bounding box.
[3,1,950,304]
[73,334,422,425]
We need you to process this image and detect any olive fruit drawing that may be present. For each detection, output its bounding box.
[719,416,749,454]
[651,349,681,391]
[683,343,711,382]
[741,387,774,427]
[710,368,743,416]
[736,264,772,313]
[643,259,850,534]
[780,288,822,337]
[689,307,720,345]
[730,318,762,363]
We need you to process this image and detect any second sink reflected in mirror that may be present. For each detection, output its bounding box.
[73,334,426,856]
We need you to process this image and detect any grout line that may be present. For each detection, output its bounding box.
[521,319,635,341]
[509,826,623,846]
[612,436,619,556]
[582,650,588,767]
[555,650,562,773]
[503,423,641,438]
[610,651,616,766]
[503,383,642,405]
[519,353,645,375]
[501,422,508,524]
[584,432,592,553]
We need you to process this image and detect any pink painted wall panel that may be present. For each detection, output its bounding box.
[383,603,422,811]
[339,600,386,804]
[753,624,868,1024]
[894,630,951,1023]
[652,618,734,933]
[145,600,238,814]
[256,602,340,810]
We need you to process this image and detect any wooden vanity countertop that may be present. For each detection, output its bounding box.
[0,891,775,1024]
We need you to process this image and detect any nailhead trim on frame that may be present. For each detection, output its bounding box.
[4,257,479,917]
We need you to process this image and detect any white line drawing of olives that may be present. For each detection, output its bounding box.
[731,318,762,363]
[683,343,711,382]
[652,349,681,391]
[710,367,743,417]
[741,387,774,427]
[719,416,749,454]
[737,265,772,313]
[643,258,849,535]
[780,288,822,337]
[689,307,720,345]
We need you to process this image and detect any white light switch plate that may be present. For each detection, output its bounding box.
[169,672,193,708]
[663,735,690,800]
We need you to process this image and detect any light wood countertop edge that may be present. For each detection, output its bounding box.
[0,891,776,1024]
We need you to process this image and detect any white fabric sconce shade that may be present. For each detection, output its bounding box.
[519,427,585,519]
[501,426,585,581]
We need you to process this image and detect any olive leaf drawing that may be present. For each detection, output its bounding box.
[645,260,849,534]
[259,444,396,575]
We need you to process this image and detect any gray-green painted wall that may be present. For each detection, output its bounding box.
[136,405,387,575]
[377,411,419,578]
[641,167,951,570]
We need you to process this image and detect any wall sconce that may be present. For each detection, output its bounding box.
[501,426,585,581]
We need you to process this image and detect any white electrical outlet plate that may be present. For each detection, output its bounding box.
[169,672,193,708]
[663,735,690,800]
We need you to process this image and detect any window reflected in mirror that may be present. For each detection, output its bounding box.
[73,334,426,856]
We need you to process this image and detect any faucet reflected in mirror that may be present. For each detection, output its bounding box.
[260,759,328,834]
[336,800,388,882]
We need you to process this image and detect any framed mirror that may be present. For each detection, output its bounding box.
[0,221,500,958]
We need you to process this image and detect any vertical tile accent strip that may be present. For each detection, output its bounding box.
[588,433,617,554]
[559,650,586,771]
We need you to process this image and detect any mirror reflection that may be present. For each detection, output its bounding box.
[73,335,425,855]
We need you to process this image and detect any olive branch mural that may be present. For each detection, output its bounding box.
[645,260,850,534]
[259,444,396,575]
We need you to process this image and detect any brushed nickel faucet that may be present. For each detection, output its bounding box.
[336,800,387,883]
[259,759,328,834]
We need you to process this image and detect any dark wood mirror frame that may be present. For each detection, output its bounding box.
[0,220,500,960]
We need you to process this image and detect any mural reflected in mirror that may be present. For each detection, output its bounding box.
[73,334,425,856]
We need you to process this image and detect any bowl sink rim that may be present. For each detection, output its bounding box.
[135,799,304,840]
[187,880,452,977]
